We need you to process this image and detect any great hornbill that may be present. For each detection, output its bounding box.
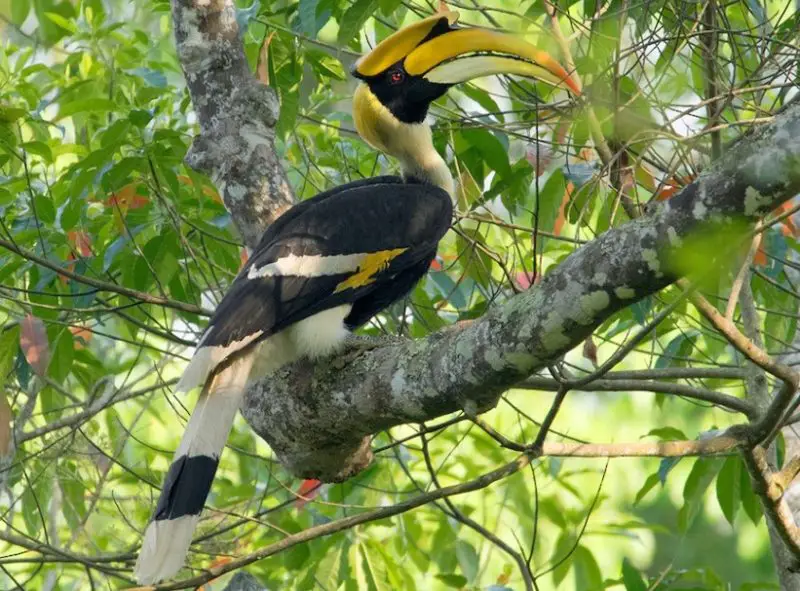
[134,10,578,584]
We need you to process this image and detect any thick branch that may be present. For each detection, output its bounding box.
[172,0,295,248]
[243,104,800,481]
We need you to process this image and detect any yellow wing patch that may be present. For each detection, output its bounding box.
[334,248,408,293]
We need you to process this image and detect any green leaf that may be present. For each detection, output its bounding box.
[0,325,21,380]
[431,520,458,572]
[22,141,53,163]
[100,120,132,148]
[129,109,153,128]
[645,427,688,441]
[622,558,647,591]
[21,471,47,537]
[435,574,468,588]
[299,0,319,36]
[462,128,512,178]
[574,546,602,589]
[33,194,56,225]
[633,472,660,505]
[456,540,479,582]
[655,330,699,371]
[716,455,741,526]
[11,0,30,25]
[57,98,117,120]
[740,458,762,525]
[59,461,86,530]
[678,458,723,531]
[48,328,74,382]
[59,197,82,231]
[338,0,379,45]
[357,541,392,591]
[535,168,568,232]
[284,541,310,570]
[551,531,575,587]
[44,11,78,33]
[33,0,75,44]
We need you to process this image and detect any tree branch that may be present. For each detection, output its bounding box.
[171,0,295,249]
[243,102,800,480]
[166,0,800,484]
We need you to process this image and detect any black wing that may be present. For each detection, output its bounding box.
[200,177,452,352]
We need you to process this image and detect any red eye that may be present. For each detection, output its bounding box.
[389,71,404,84]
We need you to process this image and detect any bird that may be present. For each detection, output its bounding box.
[134,9,578,584]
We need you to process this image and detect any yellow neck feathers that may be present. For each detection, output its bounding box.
[353,85,455,198]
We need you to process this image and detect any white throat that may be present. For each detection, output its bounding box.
[397,127,455,198]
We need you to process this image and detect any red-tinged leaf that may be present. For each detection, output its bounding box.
[515,271,533,290]
[429,258,443,271]
[239,248,250,271]
[295,478,322,509]
[256,32,276,85]
[67,230,92,257]
[20,315,49,376]
[654,173,697,201]
[583,336,598,367]
[526,141,553,177]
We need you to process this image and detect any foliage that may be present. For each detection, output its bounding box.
[0,0,797,589]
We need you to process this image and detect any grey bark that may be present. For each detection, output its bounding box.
[172,0,295,249]
[221,572,268,591]
[740,278,800,590]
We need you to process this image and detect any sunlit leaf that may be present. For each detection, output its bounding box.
[338,0,380,45]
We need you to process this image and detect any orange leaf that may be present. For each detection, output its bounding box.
[753,245,768,267]
[67,230,92,257]
[20,315,49,376]
[106,183,149,211]
[653,173,697,202]
[295,478,322,509]
[551,182,573,237]
[69,326,92,350]
[257,32,276,85]
[771,200,800,237]
[178,175,222,203]
[653,185,680,201]
[239,248,250,271]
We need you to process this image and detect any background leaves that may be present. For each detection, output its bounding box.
[0,0,797,589]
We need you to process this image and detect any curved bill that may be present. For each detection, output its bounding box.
[353,10,460,78]
[404,28,581,95]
